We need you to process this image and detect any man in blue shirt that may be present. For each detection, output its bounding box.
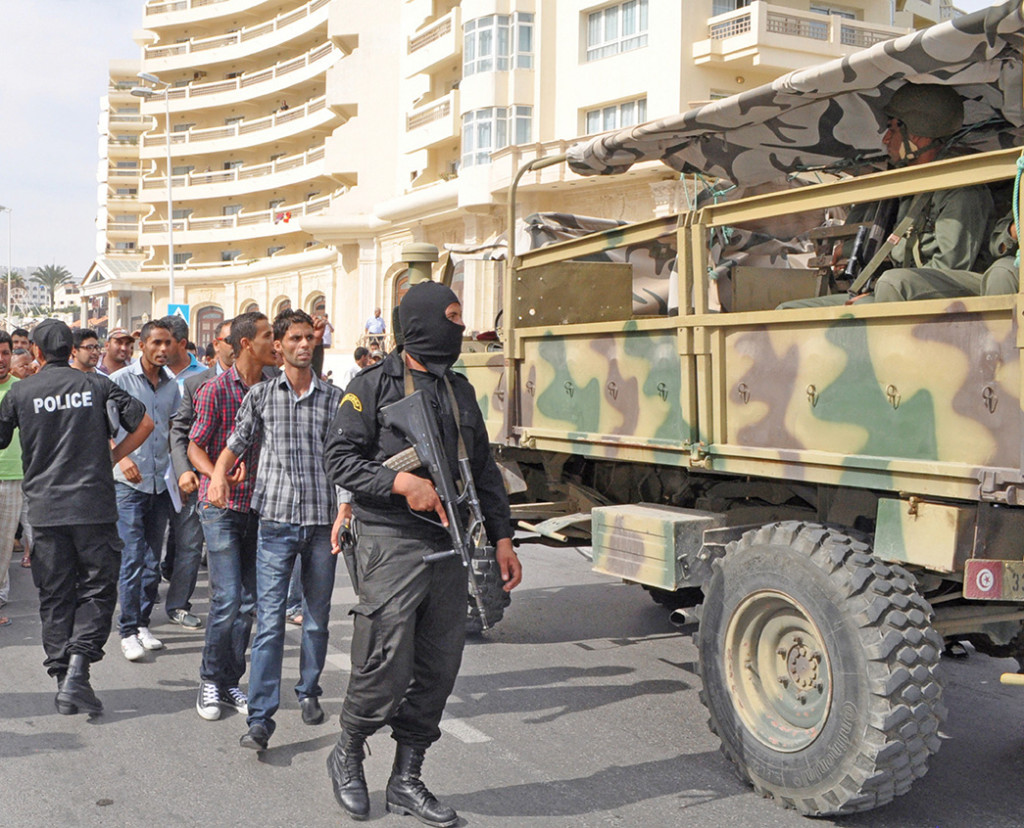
[110,319,181,662]
[161,315,209,629]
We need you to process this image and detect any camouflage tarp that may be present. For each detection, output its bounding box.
[568,2,1024,186]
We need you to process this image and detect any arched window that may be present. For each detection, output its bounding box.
[240,300,259,314]
[194,305,224,350]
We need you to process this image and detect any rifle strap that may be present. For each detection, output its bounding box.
[848,191,933,296]
[402,357,469,471]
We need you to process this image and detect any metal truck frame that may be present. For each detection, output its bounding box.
[453,4,1024,811]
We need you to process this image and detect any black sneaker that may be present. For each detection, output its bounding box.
[169,609,203,629]
[219,685,248,714]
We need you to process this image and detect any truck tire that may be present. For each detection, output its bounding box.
[697,521,945,815]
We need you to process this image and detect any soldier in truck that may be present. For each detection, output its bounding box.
[779,83,994,308]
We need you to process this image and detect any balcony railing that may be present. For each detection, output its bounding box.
[697,2,907,67]
[144,0,257,17]
[142,97,328,149]
[141,145,325,191]
[409,15,452,54]
[146,0,330,58]
[406,98,451,132]
[107,221,141,232]
[161,42,335,102]
[141,193,334,235]
[110,114,148,125]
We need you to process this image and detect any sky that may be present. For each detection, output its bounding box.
[0,0,1003,281]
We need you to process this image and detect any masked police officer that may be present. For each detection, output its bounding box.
[0,319,153,715]
[323,281,522,825]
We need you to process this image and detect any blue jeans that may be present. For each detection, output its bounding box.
[247,521,337,734]
[286,557,303,616]
[116,484,170,638]
[198,504,258,688]
[165,491,204,615]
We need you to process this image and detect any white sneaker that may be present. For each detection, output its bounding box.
[137,627,164,651]
[196,681,222,721]
[121,634,145,661]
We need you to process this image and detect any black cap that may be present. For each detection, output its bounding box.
[32,319,73,360]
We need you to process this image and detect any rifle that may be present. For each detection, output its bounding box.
[842,198,899,288]
[379,390,496,630]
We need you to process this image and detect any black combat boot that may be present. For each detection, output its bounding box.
[54,671,77,715]
[385,744,457,828]
[56,654,102,715]
[326,730,370,820]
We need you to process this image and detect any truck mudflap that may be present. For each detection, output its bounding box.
[964,559,1024,601]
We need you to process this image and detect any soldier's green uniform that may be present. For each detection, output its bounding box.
[981,212,1019,295]
[781,185,993,308]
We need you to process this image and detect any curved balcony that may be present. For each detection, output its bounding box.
[140,192,337,245]
[145,0,330,71]
[153,42,337,113]
[140,144,327,201]
[140,96,337,157]
[144,0,283,27]
[139,243,335,276]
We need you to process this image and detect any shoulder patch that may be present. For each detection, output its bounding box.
[341,392,363,412]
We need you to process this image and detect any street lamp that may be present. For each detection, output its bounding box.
[0,205,12,327]
[131,72,176,310]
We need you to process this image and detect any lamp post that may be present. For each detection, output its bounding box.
[131,72,175,311]
[0,205,12,327]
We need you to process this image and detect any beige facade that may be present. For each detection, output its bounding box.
[90,0,954,362]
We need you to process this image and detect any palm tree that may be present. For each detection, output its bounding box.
[0,268,25,314]
[30,264,73,313]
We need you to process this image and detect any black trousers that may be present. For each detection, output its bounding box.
[31,523,123,677]
[341,531,466,749]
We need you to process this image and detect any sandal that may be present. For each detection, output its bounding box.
[0,616,11,627]
[286,613,303,626]
[20,554,30,568]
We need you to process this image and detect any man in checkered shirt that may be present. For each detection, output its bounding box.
[208,309,348,751]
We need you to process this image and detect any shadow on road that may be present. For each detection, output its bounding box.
[448,753,739,817]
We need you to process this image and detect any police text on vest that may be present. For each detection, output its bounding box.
[33,392,93,413]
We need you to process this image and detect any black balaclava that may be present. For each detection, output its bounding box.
[399,281,464,377]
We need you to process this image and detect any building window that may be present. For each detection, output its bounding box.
[267,245,285,256]
[464,13,534,76]
[462,106,532,167]
[222,204,243,216]
[221,250,242,262]
[584,97,647,134]
[713,0,749,14]
[173,251,192,264]
[114,242,136,251]
[810,4,855,19]
[586,0,648,61]
[171,208,193,220]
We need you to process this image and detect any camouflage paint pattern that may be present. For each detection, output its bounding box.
[568,4,1023,189]
[873,497,975,573]
[591,504,724,590]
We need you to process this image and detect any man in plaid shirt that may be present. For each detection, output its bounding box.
[209,309,347,751]
[187,311,277,722]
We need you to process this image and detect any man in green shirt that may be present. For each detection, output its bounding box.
[0,330,22,625]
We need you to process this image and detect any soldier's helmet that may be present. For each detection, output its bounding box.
[883,83,964,138]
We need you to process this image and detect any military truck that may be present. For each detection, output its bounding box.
[453,2,1024,817]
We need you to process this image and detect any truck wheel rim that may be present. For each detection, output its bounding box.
[723,589,833,753]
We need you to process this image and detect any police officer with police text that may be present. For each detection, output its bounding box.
[0,319,153,715]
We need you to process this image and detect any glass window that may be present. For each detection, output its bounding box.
[222,204,243,216]
[586,0,648,61]
[583,97,647,134]
[461,107,532,167]
[173,251,192,264]
[464,12,534,76]
[220,250,241,262]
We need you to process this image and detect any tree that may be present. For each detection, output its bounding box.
[0,268,25,314]
[30,264,73,313]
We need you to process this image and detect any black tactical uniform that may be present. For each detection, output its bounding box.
[323,282,512,825]
[0,320,146,714]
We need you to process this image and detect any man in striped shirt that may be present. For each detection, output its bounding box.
[209,309,347,751]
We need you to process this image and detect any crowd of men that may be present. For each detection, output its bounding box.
[0,287,521,827]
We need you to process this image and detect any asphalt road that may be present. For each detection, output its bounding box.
[2,539,1023,827]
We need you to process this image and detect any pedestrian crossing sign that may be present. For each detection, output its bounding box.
[168,303,190,324]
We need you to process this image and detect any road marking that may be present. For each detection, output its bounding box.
[440,715,491,743]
